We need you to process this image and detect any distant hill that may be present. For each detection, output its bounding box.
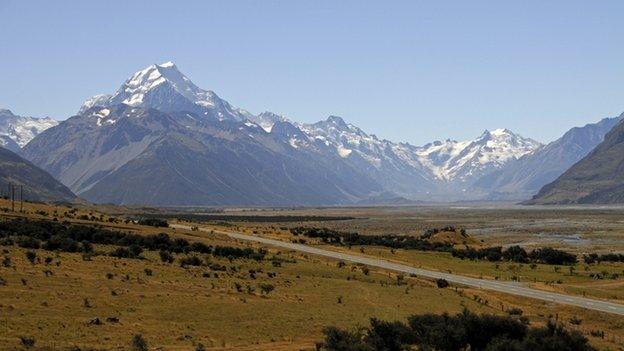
[528,118,624,204]
[0,146,76,203]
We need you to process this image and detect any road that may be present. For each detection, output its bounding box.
[173,224,624,316]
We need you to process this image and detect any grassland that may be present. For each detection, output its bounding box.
[1,200,623,349]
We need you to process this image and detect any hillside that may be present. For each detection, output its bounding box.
[0,146,76,202]
[24,105,379,206]
[529,118,624,204]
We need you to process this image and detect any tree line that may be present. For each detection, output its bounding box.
[583,252,624,264]
[0,218,266,260]
[451,246,578,265]
[320,309,594,351]
[291,227,580,266]
[290,227,454,252]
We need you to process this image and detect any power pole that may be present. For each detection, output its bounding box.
[19,185,23,212]
[10,184,14,212]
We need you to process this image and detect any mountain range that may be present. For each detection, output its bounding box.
[3,61,621,205]
[0,109,57,153]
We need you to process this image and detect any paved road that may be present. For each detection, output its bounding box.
[173,224,624,316]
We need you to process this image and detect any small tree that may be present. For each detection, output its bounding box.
[260,283,275,295]
[131,334,148,351]
[25,251,36,264]
[20,336,35,348]
[436,278,449,288]
[159,250,174,263]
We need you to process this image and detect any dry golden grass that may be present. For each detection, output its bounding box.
[0,201,623,349]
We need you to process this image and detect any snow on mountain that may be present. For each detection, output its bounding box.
[473,115,622,200]
[0,109,58,149]
[78,61,540,187]
[296,116,541,184]
[417,129,542,181]
[250,111,290,132]
[78,94,112,114]
[80,62,253,122]
[64,60,546,202]
[298,116,397,166]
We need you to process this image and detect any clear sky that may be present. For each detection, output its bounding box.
[1,1,622,145]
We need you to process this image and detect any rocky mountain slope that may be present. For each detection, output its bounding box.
[24,104,380,206]
[255,112,541,200]
[0,146,75,202]
[528,117,624,204]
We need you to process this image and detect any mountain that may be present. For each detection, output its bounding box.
[295,116,439,198]
[528,116,624,204]
[79,61,252,121]
[292,119,540,200]
[0,109,58,151]
[24,103,380,206]
[474,115,622,200]
[415,129,541,183]
[25,61,545,205]
[0,146,75,202]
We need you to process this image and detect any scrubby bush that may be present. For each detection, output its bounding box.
[180,255,204,267]
[136,217,169,228]
[131,334,148,351]
[110,247,134,259]
[436,278,449,288]
[291,227,453,252]
[528,247,577,265]
[15,236,41,249]
[0,218,266,262]
[19,336,35,348]
[159,250,174,263]
[260,283,275,295]
[583,252,624,264]
[452,246,577,266]
[25,251,36,264]
[319,310,595,351]
[43,235,81,252]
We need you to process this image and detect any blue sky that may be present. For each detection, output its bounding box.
[0,1,622,145]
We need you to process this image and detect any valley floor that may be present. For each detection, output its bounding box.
[1,201,623,349]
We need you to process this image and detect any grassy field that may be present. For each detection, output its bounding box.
[1,200,624,349]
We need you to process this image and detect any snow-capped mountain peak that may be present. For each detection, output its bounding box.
[110,61,205,107]
[0,109,58,150]
[417,128,542,181]
[78,94,112,114]
[250,111,290,132]
[79,61,252,122]
[68,61,547,202]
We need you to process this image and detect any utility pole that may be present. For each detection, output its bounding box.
[19,185,23,212]
[10,184,14,212]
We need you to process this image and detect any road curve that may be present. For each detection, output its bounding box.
[173,224,624,316]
